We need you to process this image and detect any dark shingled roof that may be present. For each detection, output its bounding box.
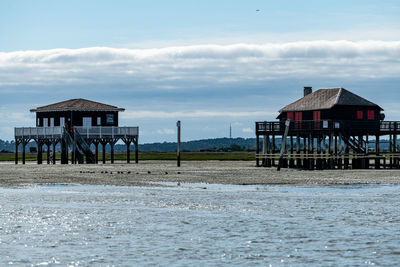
[30,98,125,112]
[279,88,383,113]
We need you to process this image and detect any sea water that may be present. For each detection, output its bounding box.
[0,183,399,266]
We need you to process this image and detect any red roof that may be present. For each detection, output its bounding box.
[30,98,125,112]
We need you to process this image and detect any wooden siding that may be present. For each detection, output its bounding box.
[36,111,119,127]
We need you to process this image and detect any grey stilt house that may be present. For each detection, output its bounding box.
[15,99,139,164]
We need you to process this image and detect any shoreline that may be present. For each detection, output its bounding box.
[1,160,400,188]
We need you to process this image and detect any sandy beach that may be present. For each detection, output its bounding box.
[0,160,400,187]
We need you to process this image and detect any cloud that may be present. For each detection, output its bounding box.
[1,41,399,88]
[156,128,175,135]
[242,128,253,133]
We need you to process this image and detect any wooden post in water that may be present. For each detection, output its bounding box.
[375,135,380,169]
[177,120,181,167]
[296,134,301,168]
[272,134,276,166]
[289,136,294,168]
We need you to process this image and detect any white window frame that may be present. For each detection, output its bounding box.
[82,117,92,128]
[60,117,65,127]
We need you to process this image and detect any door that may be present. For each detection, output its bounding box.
[43,118,48,127]
[50,118,54,127]
[82,117,92,128]
[313,111,321,129]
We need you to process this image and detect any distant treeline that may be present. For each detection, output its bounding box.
[0,138,257,153]
[0,137,395,153]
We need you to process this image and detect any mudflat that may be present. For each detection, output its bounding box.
[1,161,400,188]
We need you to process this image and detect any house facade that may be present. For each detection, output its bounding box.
[30,98,125,128]
[277,87,383,123]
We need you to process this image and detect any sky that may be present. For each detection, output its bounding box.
[1,0,400,143]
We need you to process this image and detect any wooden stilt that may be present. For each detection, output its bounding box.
[266,134,271,167]
[46,143,51,164]
[125,140,131,163]
[135,139,139,164]
[15,140,19,164]
[289,135,295,168]
[375,135,380,169]
[344,141,349,169]
[256,135,260,167]
[110,141,115,164]
[272,134,276,166]
[22,140,26,165]
[102,141,107,164]
[296,134,301,168]
[390,134,393,169]
[52,142,56,164]
[37,141,43,164]
[262,135,267,167]
[309,134,314,170]
[94,142,99,164]
[329,133,334,169]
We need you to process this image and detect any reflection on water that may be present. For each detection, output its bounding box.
[0,183,399,266]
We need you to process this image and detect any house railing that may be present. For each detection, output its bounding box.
[15,126,139,139]
[14,126,63,139]
[256,120,398,134]
[74,126,139,139]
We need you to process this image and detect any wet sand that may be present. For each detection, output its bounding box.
[1,161,400,188]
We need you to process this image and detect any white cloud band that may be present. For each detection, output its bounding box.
[1,41,399,87]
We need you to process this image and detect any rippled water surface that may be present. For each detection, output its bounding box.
[0,183,399,266]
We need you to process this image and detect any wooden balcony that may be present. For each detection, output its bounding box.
[256,120,400,136]
[15,126,139,140]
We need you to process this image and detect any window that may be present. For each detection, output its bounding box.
[97,117,101,125]
[294,112,302,129]
[60,117,65,127]
[286,112,294,121]
[82,117,92,128]
[106,114,114,124]
[357,110,363,120]
[295,112,302,121]
[367,110,375,120]
[313,111,321,129]
[37,118,40,126]
[43,118,48,127]
[50,118,54,127]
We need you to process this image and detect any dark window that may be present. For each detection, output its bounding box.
[287,112,294,121]
[367,110,375,120]
[294,112,302,129]
[313,110,321,129]
[357,110,363,120]
[106,114,114,124]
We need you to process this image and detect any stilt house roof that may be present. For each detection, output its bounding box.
[30,98,125,112]
[279,88,383,113]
